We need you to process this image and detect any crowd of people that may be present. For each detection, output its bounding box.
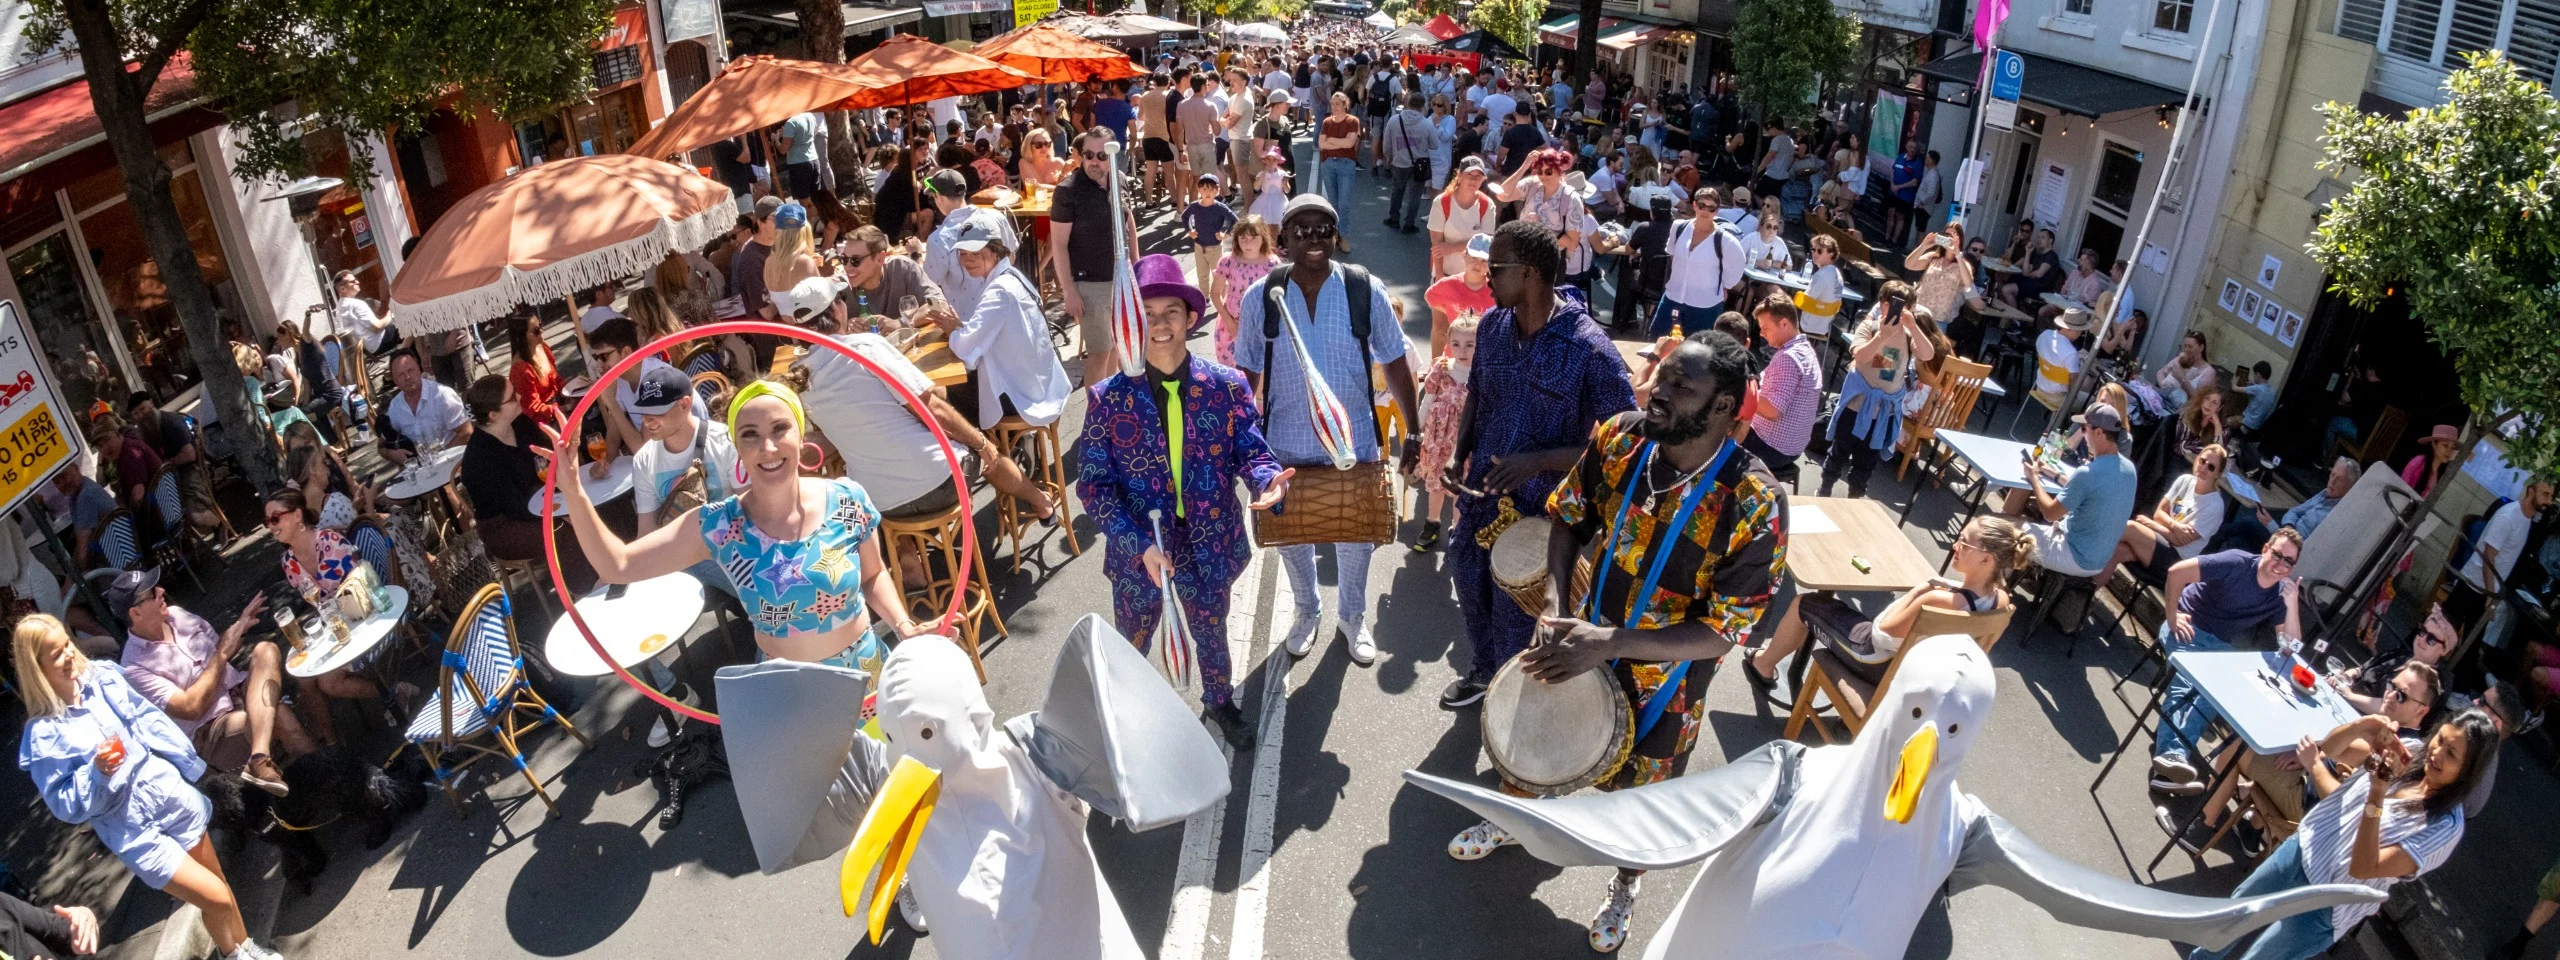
[1,17,2545,960]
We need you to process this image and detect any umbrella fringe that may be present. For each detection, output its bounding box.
[390,196,740,334]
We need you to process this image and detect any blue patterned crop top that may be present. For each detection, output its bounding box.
[698,477,882,638]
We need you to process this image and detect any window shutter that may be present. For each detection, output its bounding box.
[2336,0,2387,43]
[2511,0,2560,82]
[2390,0,2445,60]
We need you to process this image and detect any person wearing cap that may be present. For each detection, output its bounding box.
[762,202,824,309]
[2018,401,2141,579]
[1047,127,1144,386]
[110,569,308,792]
[1076,254,1291,748]
[589,319,708,459]
[1428,157,1498,281]
[1234,192,1422,667]
[944,219,1070,429]
[729,195,784,322]
[1424,234,1497,361]
[625,365,739,581]
[921,169,1019,316]
[2033,305,2093,405]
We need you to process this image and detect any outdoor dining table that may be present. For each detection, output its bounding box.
[2042,292,2092,313]
[285,586,409,679]
[1901,430,2039,574]
[380,446,469,550]
[529,455,637,516]
[769,332,970,388]
[2089,648,2360,878]
[1980,256,2023,276]
[1786,497,1937,594]
[1741,267,1868,303]
[541,572,708,683]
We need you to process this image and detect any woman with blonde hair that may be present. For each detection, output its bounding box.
[654,249,718,328]
[625,288,684,349]
[761,202,824,298]
[1742,514,2033,691]
[2095,443,2230,589]
[15,614,286,959]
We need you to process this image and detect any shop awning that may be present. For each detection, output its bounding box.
[0,53,208,184]
[1916,48,2186,119]
[1536,16,1667,51]
[728,2,925,37]
[1601,23,1670,50]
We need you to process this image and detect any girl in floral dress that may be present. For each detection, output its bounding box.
[1206,216,1282,367]
[1411,313,1479,551]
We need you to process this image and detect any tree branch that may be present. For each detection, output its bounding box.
[136,0,215,90]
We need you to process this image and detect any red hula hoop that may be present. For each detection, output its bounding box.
[543,320,979,725]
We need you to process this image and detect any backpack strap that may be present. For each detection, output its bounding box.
[1255,263,1385,450]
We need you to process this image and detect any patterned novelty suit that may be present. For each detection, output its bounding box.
[1076,355,1285,709]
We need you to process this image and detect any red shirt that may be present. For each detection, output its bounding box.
[510,341,565,431]
[1426,275,1497,328]
[110,433,163,506]
[1320,115,1362,161]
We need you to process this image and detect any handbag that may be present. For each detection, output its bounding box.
[1252,460,1396,546]
[1395,113,1430,183]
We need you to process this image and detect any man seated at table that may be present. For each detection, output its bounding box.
[837,225,948,323]
[588,318,706,461]
[625,365,738,598]
[2219,455,2359,555]
[125,391,223,535]
[110,570,311,795]
[378,349,471,466]
[2148,527,2306,796]
[47,463,121,572]
[2016,401,2139,579]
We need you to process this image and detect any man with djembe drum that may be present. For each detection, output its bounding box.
[1446,332,1788,955]
[1435,219,1636,712]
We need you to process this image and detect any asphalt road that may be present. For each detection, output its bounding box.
[248,150,2246,960]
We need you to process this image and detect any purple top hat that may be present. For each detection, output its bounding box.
[1133,254,1207,320]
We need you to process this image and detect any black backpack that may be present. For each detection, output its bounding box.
[1257,263,1380,445]
[1370,73,1395,104]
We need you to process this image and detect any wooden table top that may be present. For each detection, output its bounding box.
[768,335,968,388]
[1785,496,1939,594]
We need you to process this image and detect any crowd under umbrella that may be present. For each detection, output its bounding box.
[386,154,738,337]
[973,24,1149,85]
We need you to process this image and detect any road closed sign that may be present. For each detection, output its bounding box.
[0,300,84,517]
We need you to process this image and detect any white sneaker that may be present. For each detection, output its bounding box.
[1447,819,1517,860]
[1589,874,1641,953]
[1344,618,1377,666]
[646,716,673,749]
[897,881,929,933]
[226,939,286,960]
[1283,610,1322,658]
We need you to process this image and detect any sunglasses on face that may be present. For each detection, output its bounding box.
[1081,151,1110,161]
[1285,223,1336,242]
[2267,549,2300,567]
[263,510,291,527]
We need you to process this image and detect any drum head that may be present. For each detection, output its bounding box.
[1489,520,1553,589]
[1482,659,1631,795]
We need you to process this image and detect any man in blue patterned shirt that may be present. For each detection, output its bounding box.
[1234,194,1422,667]
[1436,220,1636,709]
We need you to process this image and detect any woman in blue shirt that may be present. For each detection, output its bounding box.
[14,614,282,960]
[559,379,933,667]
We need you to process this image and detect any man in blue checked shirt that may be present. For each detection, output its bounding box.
[1234,194,1423,668]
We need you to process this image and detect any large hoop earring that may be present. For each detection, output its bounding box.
[800,442,826,472]
[733,459,751,487]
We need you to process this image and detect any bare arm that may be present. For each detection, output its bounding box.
[2349,787,2423,880]
[1873,585,1964,642]
[554,441,711,584]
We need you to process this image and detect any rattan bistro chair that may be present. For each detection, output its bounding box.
[403,584,589,817]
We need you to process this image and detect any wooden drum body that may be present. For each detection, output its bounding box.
[1481,658,1634,796]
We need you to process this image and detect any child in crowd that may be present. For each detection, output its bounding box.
[1207,216,1281,367]
[1412,313,1479,552]
[1251,144,1289,223]
[1182,173,1238,296]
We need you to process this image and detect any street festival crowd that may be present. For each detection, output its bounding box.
[3,13,2555,960]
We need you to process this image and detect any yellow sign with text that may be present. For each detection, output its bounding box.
[0,403,71,518]
[1015,0,1057,28]
[0,300,86,519]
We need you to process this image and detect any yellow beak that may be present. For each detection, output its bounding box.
[841,755,942,943]
[1883,724,1938,825]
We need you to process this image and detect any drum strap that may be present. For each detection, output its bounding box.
[1586,438,1736,745]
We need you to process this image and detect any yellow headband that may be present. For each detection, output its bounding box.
[727,379,807,438]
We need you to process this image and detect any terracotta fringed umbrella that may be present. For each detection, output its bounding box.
[974,25,1146,84]
[827,34,1040,111]
[387,154,736,333]
[627,46,1036,160]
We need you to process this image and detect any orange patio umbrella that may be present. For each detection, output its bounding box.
[828,34,1040,111]
[628,55,870,160]
[388,154,736,333]
[973,25,1146,85]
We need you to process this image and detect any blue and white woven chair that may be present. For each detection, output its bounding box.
[404,583,589,817]
[347,516,434,658]
[95,509,142,572]
[143,467,204,590]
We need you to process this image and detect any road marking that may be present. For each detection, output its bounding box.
[1228,569,1294,960]
[1162,548,1267,960]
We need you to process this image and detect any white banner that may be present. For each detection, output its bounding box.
[662,0,717,42]
[925,0,1010,15]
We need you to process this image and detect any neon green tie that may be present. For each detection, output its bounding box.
[1162,379,1186,518]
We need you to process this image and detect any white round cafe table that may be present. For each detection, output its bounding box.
[528,456,637,515]
[381,447,468,502]
[286,586,407,678]
[541,572,708,678]
[2042,292,2091,313]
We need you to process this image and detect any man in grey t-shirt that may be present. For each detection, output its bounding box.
[1755,120,1796,201]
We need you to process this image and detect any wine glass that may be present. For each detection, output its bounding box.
[899,296,921,326]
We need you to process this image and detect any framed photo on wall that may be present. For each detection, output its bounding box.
[2258,299,2283,335]
[2219,279,2244,313]
[2241,289,2262,320]
[2277,310,2305,347]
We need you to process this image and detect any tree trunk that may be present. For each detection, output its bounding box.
[797,0,854,194]
[60,0,283,497]
[1570,0,1603,94]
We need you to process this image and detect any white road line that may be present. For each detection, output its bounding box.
[1162,549,1267,960]
[1228,571,1294,960]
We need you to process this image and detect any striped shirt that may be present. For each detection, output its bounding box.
[1233,265,1410,466]
[2296,772,2465,938]
[1752,334,1824,457]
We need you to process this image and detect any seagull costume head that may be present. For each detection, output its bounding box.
[1405,634,2386,959]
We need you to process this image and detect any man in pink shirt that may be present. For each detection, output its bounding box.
[111,569,308,795]
[1746,294,1821,486]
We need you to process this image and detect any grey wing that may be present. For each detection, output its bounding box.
[712,659,884,874]
[1948,806,2387,951]
[1015,614,1232,832]
[1399,739,1803,871]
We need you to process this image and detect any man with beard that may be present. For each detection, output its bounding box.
[1441,331,1787,955]
[1435,219,1636,711]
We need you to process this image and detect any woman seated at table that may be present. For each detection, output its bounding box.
[284,441,368,531]
[2177,387,2231,462]
[1742,516,2029,693]
[1019,129,1066,187]
[2092,443,2230,590]
[554,379,931,667]
[263,489,406,731]
[505,309,565,432]
[1741,212,1790,273]
[2185,708,2496,960]
[457,376,599,596]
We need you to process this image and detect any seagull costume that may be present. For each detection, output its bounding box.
[1407,635,2385,958]
[714,615,1229,958]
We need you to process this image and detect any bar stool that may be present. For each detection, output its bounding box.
[988,415,1079,573]
[879,501,1000,682]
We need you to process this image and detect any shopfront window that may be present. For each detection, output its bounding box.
[65,147,234,402]
[6,235,131,418]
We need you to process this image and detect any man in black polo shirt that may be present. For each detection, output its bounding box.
[1046,126,1141,385]
[1496,103,1546,177]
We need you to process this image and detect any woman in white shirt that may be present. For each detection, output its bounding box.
[1426,96,1457,189]
[1427,158,1498,279]
[2095,443,2229,589]
[1742,214,1790,272]
[938,227,1069,430]
[1653,188,1747,337]
[2154,330,2220,409]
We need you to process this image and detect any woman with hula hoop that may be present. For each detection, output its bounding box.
[554,378,939,668]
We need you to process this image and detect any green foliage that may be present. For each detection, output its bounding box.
[1469,0,1546,56]
[22,0,624,187]
[2309,52,2560,478]
[1730,0,1859,126]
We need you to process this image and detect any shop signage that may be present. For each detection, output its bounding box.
[925,0,1010,15]
[663,0,718,42]
[1984,49,2022,132]
[0,301,87,518]
[1015,0,1058,27]
[598,6,651,50]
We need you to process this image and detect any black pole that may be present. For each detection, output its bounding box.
[1569,0,1603,94]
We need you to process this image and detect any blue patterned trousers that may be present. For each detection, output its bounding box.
[1110,551,1238,709]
